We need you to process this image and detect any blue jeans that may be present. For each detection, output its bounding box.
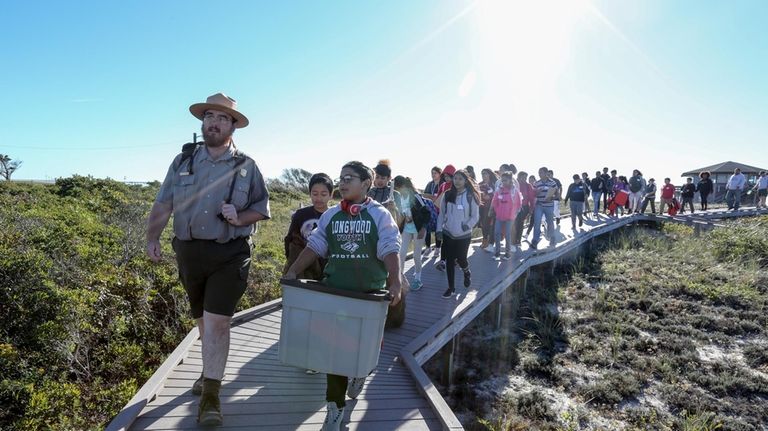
[532,204,555,246]
[591,192,602,215]
[726,189,742,209]
[494,218,513,255]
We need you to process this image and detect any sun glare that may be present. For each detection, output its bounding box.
[471,0,591,104]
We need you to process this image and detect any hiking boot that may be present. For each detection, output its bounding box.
[441,287,455,298]
[463,269,471,288]
[192,374,203,396]
[435,260,446,271]
[347,376,366,399]
[322,402,345,431]
[197,378,223,426]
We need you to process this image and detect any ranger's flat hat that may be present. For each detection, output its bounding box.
[189,93,249,128]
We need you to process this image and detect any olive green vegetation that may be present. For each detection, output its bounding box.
[433,217,768,431]
[0,177,305,431]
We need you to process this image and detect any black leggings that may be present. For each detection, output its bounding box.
[700,192,709,210]
[479,206,495,244]
[424,230,442,249]
[513,206,530,245]
[442,235,471,289]
[327,374,348,407]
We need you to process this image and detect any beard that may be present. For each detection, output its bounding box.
[202,124,235,148]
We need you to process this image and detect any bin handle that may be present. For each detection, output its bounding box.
[280,278,391,302]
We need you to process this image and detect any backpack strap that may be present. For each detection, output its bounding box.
[223,151,249,204]
[176,142,202,176]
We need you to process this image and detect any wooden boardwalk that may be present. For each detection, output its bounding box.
[108,207,768,431]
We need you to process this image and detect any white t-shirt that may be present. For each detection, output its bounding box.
[758,176,768,190]
[726,173,746,190]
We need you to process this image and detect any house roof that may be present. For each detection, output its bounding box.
[681,161,768,177]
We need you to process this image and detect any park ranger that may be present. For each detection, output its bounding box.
[146,93,270,426]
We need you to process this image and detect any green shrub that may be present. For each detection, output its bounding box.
[0,177,293,429]
[581,370,643,406]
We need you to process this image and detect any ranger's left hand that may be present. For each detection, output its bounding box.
[221,202,239,226]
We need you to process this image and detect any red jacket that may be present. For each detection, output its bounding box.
[661,183,675,199]
[519,182,536,210]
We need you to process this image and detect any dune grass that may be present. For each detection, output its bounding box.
[432,216,768,430]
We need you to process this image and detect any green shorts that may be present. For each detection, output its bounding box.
[172,237,252,318]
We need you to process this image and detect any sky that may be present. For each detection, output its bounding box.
[1,0,767,188]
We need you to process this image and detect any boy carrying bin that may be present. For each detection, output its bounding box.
[284,161,402,431]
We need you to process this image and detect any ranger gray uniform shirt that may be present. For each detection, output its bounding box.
[156,144,270,243]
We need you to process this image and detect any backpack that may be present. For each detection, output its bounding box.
[422,198,439,232]
[175,142,202,175]
[629,176,643,193]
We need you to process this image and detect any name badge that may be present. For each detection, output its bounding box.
[239,168,247,178]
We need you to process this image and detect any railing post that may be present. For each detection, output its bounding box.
[441,335,456,388]
[494,297,503,329]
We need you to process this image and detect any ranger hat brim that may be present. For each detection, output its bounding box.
[189,93,249,128]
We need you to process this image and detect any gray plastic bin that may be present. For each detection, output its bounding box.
[278,279,390,377]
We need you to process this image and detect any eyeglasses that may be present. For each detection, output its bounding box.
[338,174,361,184]
[203,112,233,123]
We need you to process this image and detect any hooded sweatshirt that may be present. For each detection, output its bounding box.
[307,198,401,293]
[491,184,522,221]
[436,190,480,239]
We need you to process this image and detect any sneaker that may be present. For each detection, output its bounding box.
[198,393,223,426]
[347,376,366,399]
[493,253,501,261]
[435,260,446,271]
[322,402,345,431]
[192,374,203,396]
[441,287,455,298]
[411,279,423,291]
[463,269,471,288]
